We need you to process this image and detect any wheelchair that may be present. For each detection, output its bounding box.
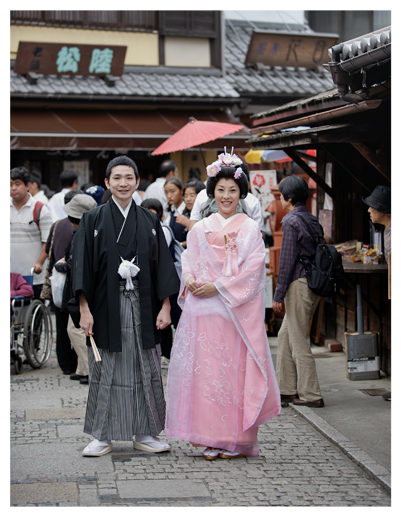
[10,270,53,374]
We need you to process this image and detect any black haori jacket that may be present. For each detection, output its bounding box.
[69,198,179,352]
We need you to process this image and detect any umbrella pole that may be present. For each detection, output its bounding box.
[199,147,207,168]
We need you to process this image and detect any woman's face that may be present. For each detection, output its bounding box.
[214,178,240,219]
[183,187,198,211]
[164,182,183,207]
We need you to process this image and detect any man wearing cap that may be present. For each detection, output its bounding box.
[362,185,391,264]
[53,194,97,385]
[69,155,179,457]
[85,185,105,206]
[45,191,84,375]
[362,185,391,402]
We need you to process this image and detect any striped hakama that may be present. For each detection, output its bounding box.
[84,281,166,441]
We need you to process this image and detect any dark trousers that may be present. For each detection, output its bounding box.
[33,284,43,301]
[53,304,77,374]
[161,326,172,359]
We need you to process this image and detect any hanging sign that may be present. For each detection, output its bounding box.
[14,41,127,76]
[245,31,338,69]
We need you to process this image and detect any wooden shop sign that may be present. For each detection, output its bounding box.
[14,41,127,76]
[245,31,338,70]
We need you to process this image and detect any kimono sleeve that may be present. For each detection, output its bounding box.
[154,219,180,301]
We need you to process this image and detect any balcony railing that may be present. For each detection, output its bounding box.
[10,11,157,31]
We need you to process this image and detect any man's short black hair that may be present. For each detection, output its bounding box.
[278,175,309,207]
[64,188,84,205]
[11,167,31,185]
[206,166,248,200]
[60,169,78,188]
[157,160,177,179]
[105,155,139,181]
[141,198,164,221]
[30,174,41,188]
[68,215,81,226]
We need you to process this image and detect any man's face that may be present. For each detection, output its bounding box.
[29,181,39,195]
[368,206,386,225]
[10,179,30,204]
[104,165,139,207]
[280,193,292,212]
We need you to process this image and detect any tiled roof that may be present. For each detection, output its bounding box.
[10,69,240,99]
[224,20,335,98]
[10,19,335,101]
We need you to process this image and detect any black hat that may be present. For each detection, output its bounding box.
[361,185,391,214]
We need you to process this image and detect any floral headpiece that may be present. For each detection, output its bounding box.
[206,146,243,178]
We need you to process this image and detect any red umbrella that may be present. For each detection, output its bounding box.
[151,117,244,156]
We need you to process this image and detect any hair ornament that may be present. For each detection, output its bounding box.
[234,167,243,180]
[206,146,243,178]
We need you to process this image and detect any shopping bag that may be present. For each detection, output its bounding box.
[50,270,66,308]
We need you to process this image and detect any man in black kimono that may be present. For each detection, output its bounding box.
[69,155,180,456]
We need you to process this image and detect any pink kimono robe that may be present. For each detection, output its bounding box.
[165,212,281,455]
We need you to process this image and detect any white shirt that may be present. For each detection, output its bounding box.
[190,189,264,231]
[47,188,71,222]
[164,200,186,227]
[10,194,52,285]
[143,178,168,217]
[32,190,49,205]
[162,226,173,247]
[132,191,142,205]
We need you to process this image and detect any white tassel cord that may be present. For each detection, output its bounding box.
[118,257,140,290]
[224,250,232,277]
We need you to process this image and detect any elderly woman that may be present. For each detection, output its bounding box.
[165,150,280,460]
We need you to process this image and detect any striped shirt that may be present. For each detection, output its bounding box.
[10,194,52,284]
[274,206,322,303]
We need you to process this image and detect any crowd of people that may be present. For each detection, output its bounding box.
[10,151,391,458]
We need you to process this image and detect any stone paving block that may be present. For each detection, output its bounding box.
[117,479,211,499]
[11,353,391,507]
[11,442,114,479]
[10,482,78,505]
[26,408,86,420]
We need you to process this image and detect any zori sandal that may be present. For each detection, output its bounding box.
[203,447,223,460]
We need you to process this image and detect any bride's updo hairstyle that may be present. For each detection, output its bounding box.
[205,148,248,200]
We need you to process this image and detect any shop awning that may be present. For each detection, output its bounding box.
[10,109,250,151]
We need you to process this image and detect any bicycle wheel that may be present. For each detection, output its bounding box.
[23,300,53,368]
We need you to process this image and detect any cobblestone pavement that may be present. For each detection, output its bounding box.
[11,349,391,507]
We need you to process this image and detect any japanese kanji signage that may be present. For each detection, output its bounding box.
[245,31,338,69]
[14,41,127,76]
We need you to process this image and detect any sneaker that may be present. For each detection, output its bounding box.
[82,439,112,457]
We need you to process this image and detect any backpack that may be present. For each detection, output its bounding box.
[294,212,345,298]
[32,201,44,229]
[162,224,185,279]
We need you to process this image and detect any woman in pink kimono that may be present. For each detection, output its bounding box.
[165,151,281,459]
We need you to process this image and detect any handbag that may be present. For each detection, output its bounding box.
[50,268,67,308]
[40,221,59,301]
